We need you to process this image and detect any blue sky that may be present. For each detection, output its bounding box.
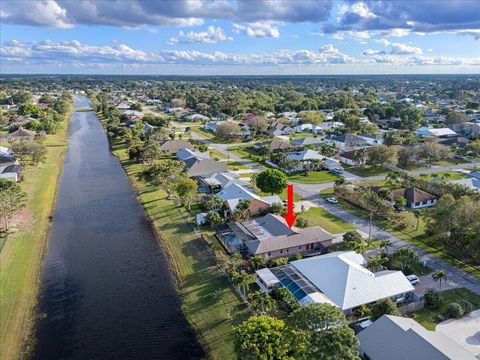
[1,0,479,74]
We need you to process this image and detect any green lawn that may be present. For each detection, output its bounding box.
[208,148,227,160]
[288,171,340,184]
[413,288,480,330]
[419,171,468,181]
[299,207,355,234]
[343,165,387,177]
[227,161,249,170]
[0,119,70,359]
[110,140,249,360]
[255,187,303,202]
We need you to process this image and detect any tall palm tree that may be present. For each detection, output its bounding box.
[432,270,447,291]
[412,209,422,231]
[379,240,393,255]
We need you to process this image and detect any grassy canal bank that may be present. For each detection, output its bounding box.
[100,114,249,359]
[0,121,70,359]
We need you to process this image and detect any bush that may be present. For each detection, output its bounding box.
[458,300,473,314]
[370,299,400,321]
[267,257,289,267]
[270,202,284,214]
[272,287,301,314]
[295,217,309,228]
[444,302,464,319]
[424,289,441,309]
[291,253,302,261]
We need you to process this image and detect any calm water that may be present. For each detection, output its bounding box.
[32,96,204,360]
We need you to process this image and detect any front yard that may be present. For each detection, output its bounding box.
[288,170,340,184]
[412,288,480,331]
[343,165,387,177]
[299,207,355,234]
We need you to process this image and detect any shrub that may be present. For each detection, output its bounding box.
[295,217,309,228]
[270,202,284,214]
[424,289,441,309]
[444,302,464,319]
[291,253,302,261]
[267,257,289,267]
[272,287,301,314]
[370,299,400,321]
[458,300,473,314]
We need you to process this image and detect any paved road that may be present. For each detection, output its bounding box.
[294,183,480,295]
[176,122,480,294]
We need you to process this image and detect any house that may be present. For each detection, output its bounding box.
[256,251,414,314]
[204,122,220,132]
[6,128,36,141]
[286,149,324,162]
[176,148,209,162]
[0,164,21,182]
[218,213,334,257]
[322,158,342,171]
[255,139,292,152]
[324,134,369,150]
[438,136,471,148]
[143,122,157,134]
[159,140,194,153]
[389,187,437,209]
[198,172,250,193]
[216,184,281,216]
[416,127,457,138]
[357,315,476,360]
[358,133,384,146]
[0,146,12,155]
[121,109,144,120]
[469,170,480,180]
[339,150,365,166]
[449,122,480,136]
[184,113,209,122]
[291,137,324,147]
[183,158,227,178]
[450,177,480,192]
[293,123,323,134]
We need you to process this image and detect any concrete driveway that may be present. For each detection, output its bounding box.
[413,274,462,296]
[436,309,480,357]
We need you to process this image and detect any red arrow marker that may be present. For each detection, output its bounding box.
[283,184,297,228]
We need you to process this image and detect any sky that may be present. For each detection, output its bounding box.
[1,0,479,75]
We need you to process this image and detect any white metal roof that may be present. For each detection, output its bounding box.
[256,268,281,287]
[291,251,414,310]
[357,315,477,360]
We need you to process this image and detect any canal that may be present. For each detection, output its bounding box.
[32,96,204,360]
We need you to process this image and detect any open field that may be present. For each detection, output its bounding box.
[419,171,469,181]
[109,138,250,360]
[0,121,70,359]
[412,288,480,331]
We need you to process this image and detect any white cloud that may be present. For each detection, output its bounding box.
[2,0,72,28]
[167,26,233,45]
[375,39,422,55]
[233,22,280,38]
[362,49,386,56]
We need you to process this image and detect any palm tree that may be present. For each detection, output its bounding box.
[379,240,393,255]
[432,270,447,291]
[248,291,274,313]
[412,209,422,231]
[335,177,346,186]
[237,270,250,296]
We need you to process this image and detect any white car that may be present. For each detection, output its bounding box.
[326,197,338,204]
[406,274,420,285]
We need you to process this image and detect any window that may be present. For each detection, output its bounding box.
[280,249,283,254]
[298,246,302,250]
[415,202,420,206]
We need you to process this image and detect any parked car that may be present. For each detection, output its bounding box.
[395,297,407,306]
[326,197,338,204]
[406,274,420,285]
[332,167,344,174]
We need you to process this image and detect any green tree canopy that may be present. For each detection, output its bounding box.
[255,169,288,195]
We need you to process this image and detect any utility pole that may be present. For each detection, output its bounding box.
[368,211,373,245]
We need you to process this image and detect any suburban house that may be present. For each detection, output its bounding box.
[357,315,476,360]
[176,148,209,161]
[183,157,227,178]
[416,127,457,138]
[324,134,369,150]
[184,113,209,122]
[449,122,480,137]
[216,184,281,216]
[450,177,480,192]
[256,251,414,314]
[159,140,194,153]
[293,123,323,134]
[290,137,324,147]
[217,213,334,257]
[339,150,365,166]
[389,187,437,209]
[6,128,36,141]
[0,164,21,182]
[286,149,324,162]
[255,139,292,152]
[358,133,384,146]
[120,109,144,120]
[197,172,251,193]
[143,122,157,134]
